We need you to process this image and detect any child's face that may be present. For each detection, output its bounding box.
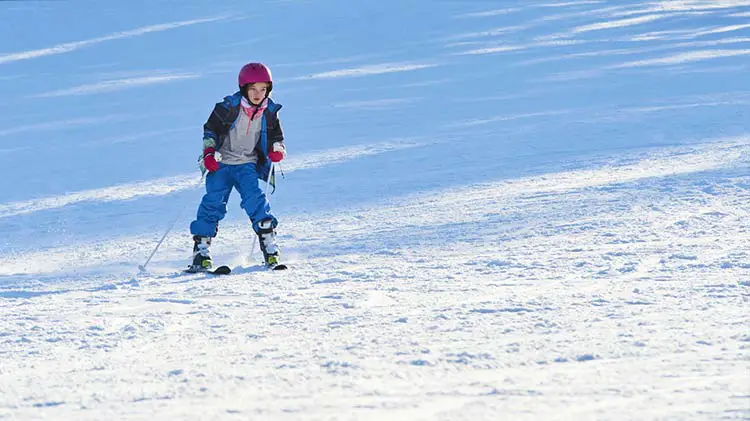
[247,83,269,104]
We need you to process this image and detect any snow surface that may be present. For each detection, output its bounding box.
[1,0,749,419]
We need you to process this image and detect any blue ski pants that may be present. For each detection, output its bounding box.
[190,162,277,237]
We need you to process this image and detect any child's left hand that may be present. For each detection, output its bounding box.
[269,142,286,163]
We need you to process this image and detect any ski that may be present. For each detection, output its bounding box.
[184,265,232,275]
[181,263,287,275]
[211,265,232,275]
[180,262,288,275]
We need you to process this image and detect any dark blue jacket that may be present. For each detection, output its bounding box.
[203,92,284,182]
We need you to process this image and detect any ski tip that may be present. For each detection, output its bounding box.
[211,265,232,275]
[184,265,231,275]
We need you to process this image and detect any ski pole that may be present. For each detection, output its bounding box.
[250,162,275,260]
[138,175,204,272]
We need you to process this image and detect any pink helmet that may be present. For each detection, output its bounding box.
[238,62,273,92]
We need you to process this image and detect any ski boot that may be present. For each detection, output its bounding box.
[187,235,213,272]
[257,219,286,270]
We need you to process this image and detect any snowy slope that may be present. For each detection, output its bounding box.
[1,1,749,420]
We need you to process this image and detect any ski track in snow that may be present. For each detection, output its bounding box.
[1,139,748,420]
[0,141,422,219]
[0,16,229,65]
[31,73,203,98]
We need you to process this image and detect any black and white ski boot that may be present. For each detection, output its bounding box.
[187,235,213,273]
[257,219,287,270]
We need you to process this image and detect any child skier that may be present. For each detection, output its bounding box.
[188,62,286,272]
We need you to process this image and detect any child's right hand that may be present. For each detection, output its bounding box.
[203,148,219,172]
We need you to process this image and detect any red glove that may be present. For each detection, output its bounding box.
[268,142,286,163]
[203,147,219,172]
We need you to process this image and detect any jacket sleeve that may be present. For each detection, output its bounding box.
[202,105,225,150]
[268,114,284,146]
